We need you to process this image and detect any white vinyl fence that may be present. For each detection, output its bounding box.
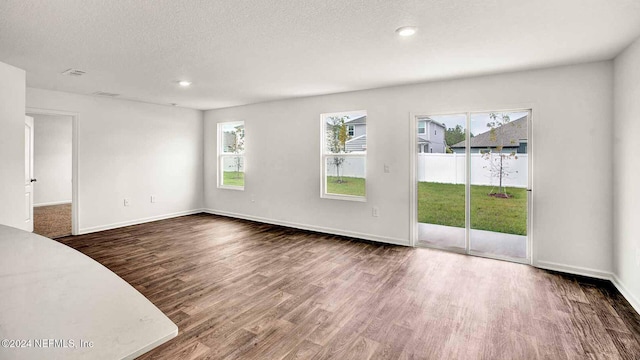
[418,153,528,188]
[325,156,365,178]
[221,155,244,172]
[320,153,527,187]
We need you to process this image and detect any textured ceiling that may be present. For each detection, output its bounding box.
[1,0,640,110]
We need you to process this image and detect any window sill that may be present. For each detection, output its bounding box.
[218,185,244,191]
[321,193,367,202]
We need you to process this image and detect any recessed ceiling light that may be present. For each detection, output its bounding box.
[178,81,192,87]
[396,26,417,37]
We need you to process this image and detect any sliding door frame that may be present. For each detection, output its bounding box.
[409,107,534,265]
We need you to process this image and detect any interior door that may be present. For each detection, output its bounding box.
[25,115,34,232]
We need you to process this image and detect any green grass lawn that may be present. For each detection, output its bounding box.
[326,176,365,197]
[418,182,527,235]
[223,171,244,187]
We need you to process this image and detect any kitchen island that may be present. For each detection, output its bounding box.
[0,224,177,359]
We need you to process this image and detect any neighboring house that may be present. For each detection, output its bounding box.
[417,118,446,153]
[222,131,237,153]
[344,115,367,152]
[450,115,527,154]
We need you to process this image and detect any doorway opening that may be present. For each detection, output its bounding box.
[411,110,532,264]
[25,108,78,238]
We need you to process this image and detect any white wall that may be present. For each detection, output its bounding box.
[26,88,204,233]
[31,114,72,206]
[613,36,640,312]
[204,61,614,276]
[0,61,26,230]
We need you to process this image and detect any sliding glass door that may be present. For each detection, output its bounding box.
[416,110,530,263]
[416,114,467,252]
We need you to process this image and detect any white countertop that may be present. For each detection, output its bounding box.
[0,225,177,359]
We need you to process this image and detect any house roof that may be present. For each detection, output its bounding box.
[451,115,527,148]
[345,134,366,152]
[418,118,446,129]
[346,134,366,143]
[345,115,366,125]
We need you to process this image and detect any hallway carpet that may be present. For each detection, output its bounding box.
[34,203,71,239]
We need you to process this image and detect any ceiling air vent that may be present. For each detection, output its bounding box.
[92,91,120,97]
[61,68,86,76]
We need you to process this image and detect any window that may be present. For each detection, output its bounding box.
[418,121,426,134]
[321,110,366,200]
[218,121,245,190]
[347,125,355,137]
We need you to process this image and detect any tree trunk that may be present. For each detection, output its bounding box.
[235,156,241,178]
[499,154,503,193]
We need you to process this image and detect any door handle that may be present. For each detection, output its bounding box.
[30,178,37,183]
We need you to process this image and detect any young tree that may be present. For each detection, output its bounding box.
[326,116,351,183]
[227,125,245,178]
[482,113,518,197]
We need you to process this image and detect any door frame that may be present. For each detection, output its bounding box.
[409,106,534,265]
[26,107,80,236]
[25,116,34,232]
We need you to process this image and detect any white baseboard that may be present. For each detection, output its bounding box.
[533,260,612,280]
[611,274,640,315]
[34,200,72,207]
[77,209,639,316]
[78,209,204,235]
[535,260,640,315]
[203,208,410,247]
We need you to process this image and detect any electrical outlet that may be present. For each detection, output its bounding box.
[372,207,379,217]
[250,194,255,203]
[151,195,156,203]
[384,164,390,173]
[124,198,130,207]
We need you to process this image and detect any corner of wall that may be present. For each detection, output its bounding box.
[611,34,640,316]
[0,61,27,230]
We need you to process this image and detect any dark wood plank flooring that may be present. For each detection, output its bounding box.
[57,214,640,359]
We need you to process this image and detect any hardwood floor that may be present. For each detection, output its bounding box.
[57,214,640,359]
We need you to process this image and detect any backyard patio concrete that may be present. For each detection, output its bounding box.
[418,222,527,259]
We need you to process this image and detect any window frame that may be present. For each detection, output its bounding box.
[217,121,245,191]
[320,110,367,202]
